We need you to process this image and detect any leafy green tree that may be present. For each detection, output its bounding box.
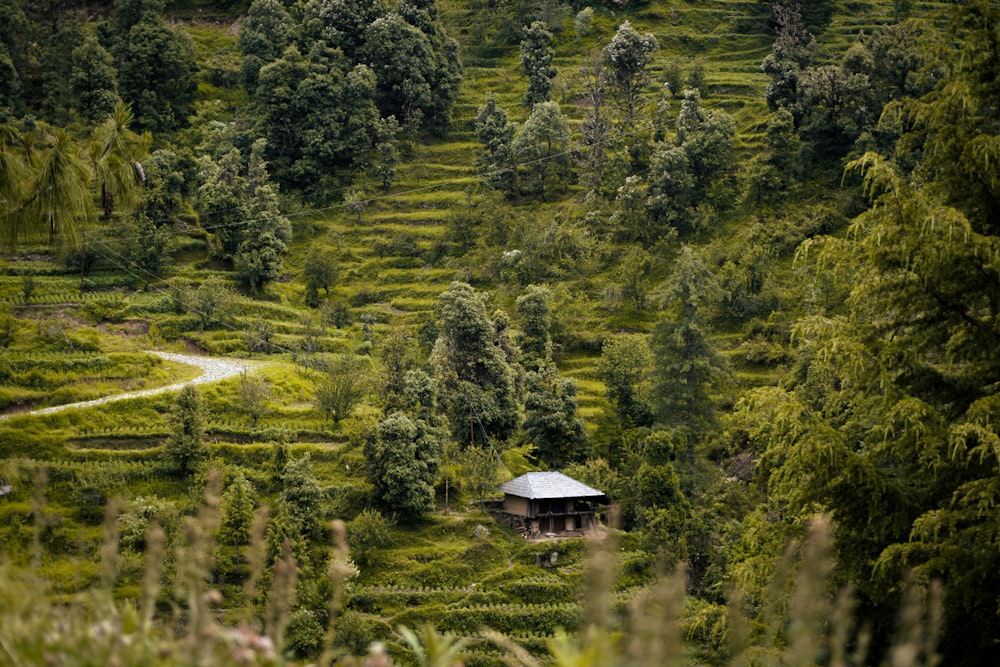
[515,284,552,367]
[280,453,324,540]
[457,444,500,508]
[614,246,655,311]
[197,148,247,259]
[253,44,380,194]
[520,21,555,106]
[597,334,652,428]
[377,332,420,410]
[302,246,338,308]
[115,11,198,132]
[103,211,171,286]
[238,0,294,92]
[361,14,436,127]
[191,275,236,331]
[761,3,815,117]
[574,7,593,39]
[796,64,875,155]
[474,95,516,192]
[111,0,165,40]
[578,49,610,192]
[603,21,658,125]
[745,109,803,205]
[646,143,695,235]
[734,7,1000,660]
[137,148,189,223]
[373,115,401,189]
[297,0,388,61]
[0,0,28,114]
[235,181,291,294]
[314,355,370,423]
[680,109,737,206]
[365,412,441,522]
[522,363,588,468]
[511,100,570,198]
[219,472,257,546]
[238,370,272,428]
[649,247,728,473]
[70,35,120,123]
[432,282,521,446]
[609,175,652,245]
[196,143,290,290]
[163,385,206,478]
[38,19,83,124]
[347,508,392,566]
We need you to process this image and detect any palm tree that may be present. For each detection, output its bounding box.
[90,102,150,220]
[0,124,29,254]
[21,128,95,251]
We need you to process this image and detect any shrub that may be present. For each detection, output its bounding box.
[348,509,393,566]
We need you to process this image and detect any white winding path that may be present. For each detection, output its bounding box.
[1,351,248,419]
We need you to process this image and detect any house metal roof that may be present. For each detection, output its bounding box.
[498,472,606,500]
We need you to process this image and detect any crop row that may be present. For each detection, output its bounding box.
[436,602,583,635]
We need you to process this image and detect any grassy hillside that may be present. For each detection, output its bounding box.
[0,0,965,664]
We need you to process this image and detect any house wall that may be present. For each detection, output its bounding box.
[502,495,530,516]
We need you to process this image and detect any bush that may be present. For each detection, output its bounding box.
[348,509,393,566]
[286,609,325,658]
[333,610,392,656]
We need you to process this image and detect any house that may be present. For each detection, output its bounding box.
[497,471,607,538]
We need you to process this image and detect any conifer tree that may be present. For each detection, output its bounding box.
[432,282,521,446]
[739,4,1000,659]
[520,21,556,107]
[163,385,206,478]
[603,21,659,126]
[474,95,516,192]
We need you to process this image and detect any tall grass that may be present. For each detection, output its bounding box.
[0,477,941,667]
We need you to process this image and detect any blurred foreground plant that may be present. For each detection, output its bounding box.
[0,475,940,667]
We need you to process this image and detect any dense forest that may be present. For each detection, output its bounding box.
[1,0,998,665]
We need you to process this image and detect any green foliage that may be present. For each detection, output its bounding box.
[235,181,291,294]
[365,411,441,522]
[302,246,338,308]
[348,508,393,566]
[520,21,555,107]
[761,3,815,116]
[515,284,552,367]
[238,0,293,92]
[162,385,205,478]
[238,371,271,427]
[596,334,651,428]
[603,21,658,125]
[432,282,521,446]
[649,248,728,450]
[114,10,199,132]
[511,101,570,198]
[219,471,257,546]
[456,444,501,508]
[522,363,588,469]
[70,35,120,124]
[313,354,370,423]
[475,96,516,191]
[188,275,237,330]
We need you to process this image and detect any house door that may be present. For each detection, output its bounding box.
[553,516,565,532]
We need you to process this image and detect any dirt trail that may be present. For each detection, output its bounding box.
[1,352,247,420]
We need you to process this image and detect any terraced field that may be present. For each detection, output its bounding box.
[0,1,942,661]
